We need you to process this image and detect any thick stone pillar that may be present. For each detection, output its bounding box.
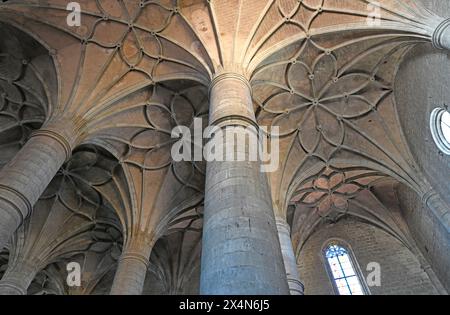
[433,19,450,50]
[110,242,152,295]
[275,217,304,295]
[0,119,76,251]
[200,72,289,295]
[0,260,38,295]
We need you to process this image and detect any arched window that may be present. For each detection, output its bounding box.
[324,242,367,295]
[430,107,450,155]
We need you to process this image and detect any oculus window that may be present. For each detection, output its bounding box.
[430,107,450,155]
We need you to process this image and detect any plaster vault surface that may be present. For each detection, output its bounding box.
[0,0,448,295]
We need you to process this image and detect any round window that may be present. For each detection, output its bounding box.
[430,107,450,155]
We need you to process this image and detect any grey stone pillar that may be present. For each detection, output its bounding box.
[433,19,450,50]
[422,190,450,233]
[275,217,304,295]
[0,119,75,251]
[200,72,289,295]
[0,261,38,295]
[110,244,152,295]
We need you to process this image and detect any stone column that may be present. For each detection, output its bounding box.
[433,19,450,50]
[110,242,152,295]
[0,260,38,295]
[200,72,289,295]
[275,216,304,295]
[422,189,450,232]
[0,119,76,251]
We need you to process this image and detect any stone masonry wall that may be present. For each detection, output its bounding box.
[396,185,450,292]
[297,217,439,295]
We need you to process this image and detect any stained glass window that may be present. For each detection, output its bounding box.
[325,244,365,295]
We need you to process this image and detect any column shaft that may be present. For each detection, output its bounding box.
[0,120,75,250]
[0,261,37,295]
[110,247,151,295]
[200,73,289,295]
[276,217,304,295]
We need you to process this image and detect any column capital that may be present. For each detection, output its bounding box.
[118,251,150,269]
[432,18,450,50]
[118,237,154,269]
[30,118,78,161]
[209,72,252,96]
[30,129,72,161]
[275,216,291,235]
[208,72,257,128]
[421,188,438,204]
